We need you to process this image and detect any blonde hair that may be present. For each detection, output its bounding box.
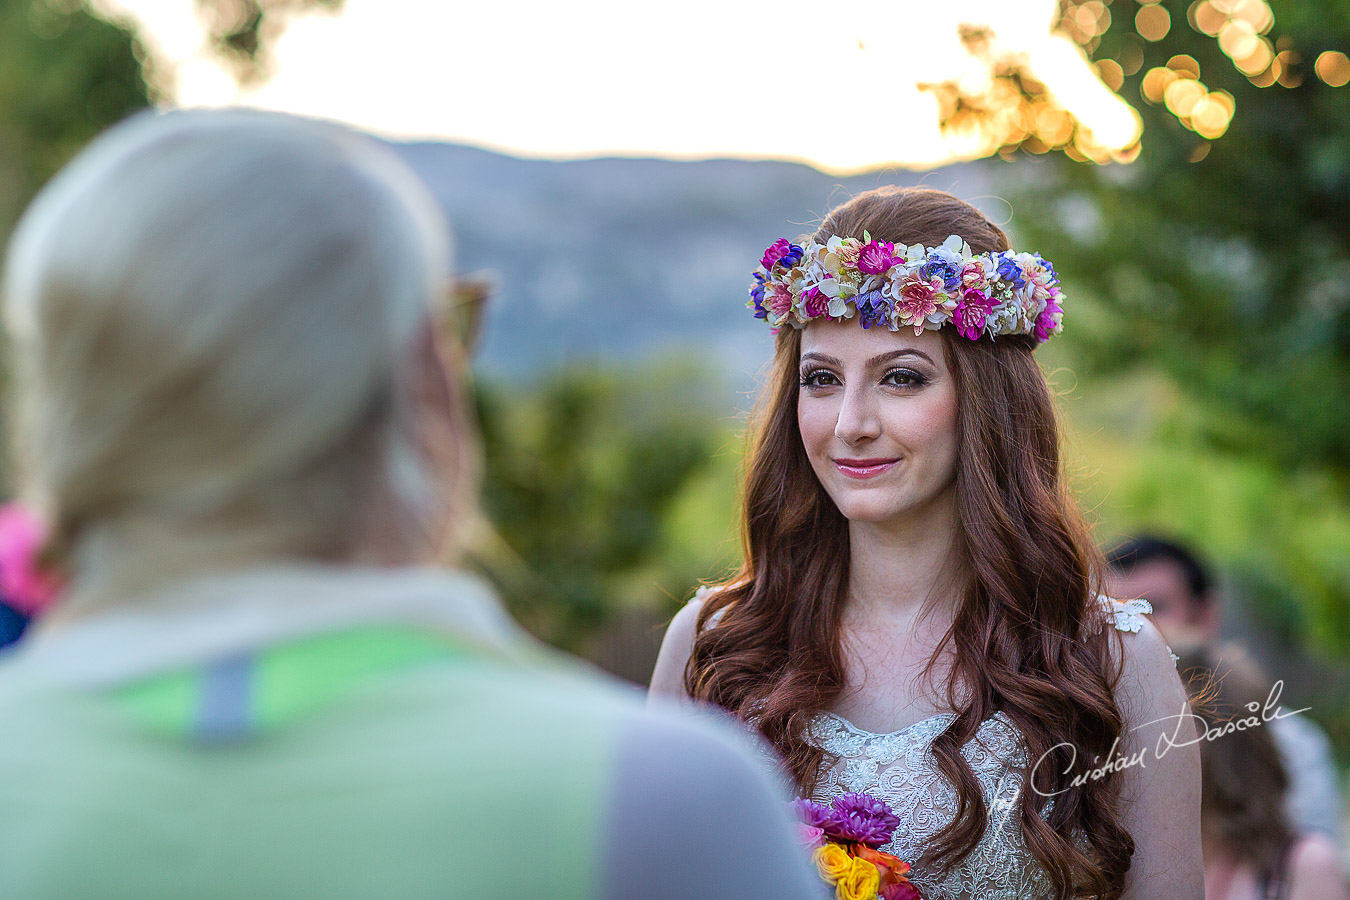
[3,108,471,609]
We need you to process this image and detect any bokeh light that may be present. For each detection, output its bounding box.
[1315,50,1350,87]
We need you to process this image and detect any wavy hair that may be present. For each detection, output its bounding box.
[686,187,1134,899]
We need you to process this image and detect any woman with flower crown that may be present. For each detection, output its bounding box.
[651,187,1204,900]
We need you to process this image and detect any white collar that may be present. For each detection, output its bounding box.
[5,563,530,687]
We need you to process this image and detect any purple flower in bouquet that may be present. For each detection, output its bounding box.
[823,792,903,848]
[791,798,833,830]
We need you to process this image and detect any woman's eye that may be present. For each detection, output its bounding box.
[800,369,839,388]
[882,368,927,387]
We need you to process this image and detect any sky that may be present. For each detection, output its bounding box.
[91,0,1141,172]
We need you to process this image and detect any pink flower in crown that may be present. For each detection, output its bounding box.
[765,282,794,317]
[802,286,829,318]
[1034,292,1064,342]
[960,259,989,291]
[953,287,994,341]
[857,239,901,275]
[893,272,943,334]
[836,238,863,269]
[0,503,62,616]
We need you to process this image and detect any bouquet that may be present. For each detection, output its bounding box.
[792,794,921,900]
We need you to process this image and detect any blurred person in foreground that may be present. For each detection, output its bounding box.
[0,109,819,899]
[1174,643,1347,900]
[1109,536,1343,845]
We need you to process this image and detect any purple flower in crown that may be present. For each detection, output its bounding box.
[996,252,1026,289]
[857,239,901,275]
[856,289,891,329]
[924,251,962,291]
[1034,293,1063,342]
[802,286,829,318]
[953,287,995,340]
[761,238,804,272]
[823,792,903,848]
[749,272,768,319]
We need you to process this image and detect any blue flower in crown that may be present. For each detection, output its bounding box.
[923,251,962,292]
[749,272,768,319]
[857,289,890,329]
[996,252,1026,289]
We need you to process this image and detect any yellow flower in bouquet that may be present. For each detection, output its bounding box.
[836,856,882,900]
[813,843,853,883]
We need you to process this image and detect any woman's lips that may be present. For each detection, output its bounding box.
[833,457,900,479]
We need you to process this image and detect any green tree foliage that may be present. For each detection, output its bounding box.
[0,0,345,232]
[469,361,731,653]
[0,0,151,231]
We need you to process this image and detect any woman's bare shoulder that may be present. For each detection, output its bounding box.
[648,587,722,702]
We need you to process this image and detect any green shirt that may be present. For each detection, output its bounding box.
[0,565,818,899]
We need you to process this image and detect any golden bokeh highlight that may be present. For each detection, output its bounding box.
[1168,54,1201,78]
[1315,51,1350,87]
[1097,58,1125,91]
[1188,0,1287,88]
[1141,62,1233,139]
[1136,4,1172,41]
[1275,50,1302,87]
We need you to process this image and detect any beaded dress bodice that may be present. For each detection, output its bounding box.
[698,591,1168,900]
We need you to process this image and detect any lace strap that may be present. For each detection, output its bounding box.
[1085,595,1180,666]
[693,585,728,630]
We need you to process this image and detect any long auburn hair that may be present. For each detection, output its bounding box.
[686,187,1134,899]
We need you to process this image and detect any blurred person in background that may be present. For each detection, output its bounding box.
[1109,536,1344,845]
[0,108,820,899]
[1174,642,1347,900]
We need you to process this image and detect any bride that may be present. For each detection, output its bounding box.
[651,187,1203,899]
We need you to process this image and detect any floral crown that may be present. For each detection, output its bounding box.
[748,233,1064,343]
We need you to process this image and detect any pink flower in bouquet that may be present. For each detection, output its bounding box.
[880,881,922,900]
[796,823,826,849]
[0,503,61,615]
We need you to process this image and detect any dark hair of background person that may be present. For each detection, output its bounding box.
[1106,534,1213,601]
[1174,642,1293,880]
[685,186,1138,899]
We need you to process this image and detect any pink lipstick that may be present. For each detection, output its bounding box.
[833,457,900,479]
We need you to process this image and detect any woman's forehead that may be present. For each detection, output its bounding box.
[798,318,944,361]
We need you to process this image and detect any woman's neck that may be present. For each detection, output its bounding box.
[844,486,964,630]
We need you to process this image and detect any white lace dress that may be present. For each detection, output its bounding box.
[700,591,1171,900]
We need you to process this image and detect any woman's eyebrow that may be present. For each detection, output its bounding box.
[799,349,933,367]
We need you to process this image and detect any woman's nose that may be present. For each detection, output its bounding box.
[834,383,881,445]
